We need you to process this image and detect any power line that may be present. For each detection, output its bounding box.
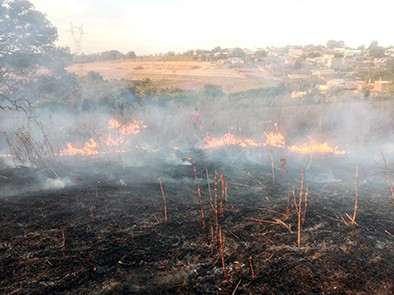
[67,23,87,54]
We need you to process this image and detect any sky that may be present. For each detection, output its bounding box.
[30,0,393,55]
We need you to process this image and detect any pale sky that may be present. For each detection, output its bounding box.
[30,0,393,55]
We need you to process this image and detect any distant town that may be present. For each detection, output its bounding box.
[73,40,394,102]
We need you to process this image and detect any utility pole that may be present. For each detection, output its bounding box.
[68,23,87,55]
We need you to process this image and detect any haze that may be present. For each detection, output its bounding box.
[30,0,393,55]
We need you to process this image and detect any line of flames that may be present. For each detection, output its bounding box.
[55,121,347,157]
[203,133,260,149]
[203,132,346,155]
[288,142,346,155]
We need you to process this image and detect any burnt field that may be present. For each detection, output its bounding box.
[1,99,394,294]
[0,147,393,295]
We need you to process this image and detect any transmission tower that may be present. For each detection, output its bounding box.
[68,23,87,55]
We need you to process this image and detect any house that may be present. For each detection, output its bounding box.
[227,57,244,64]
[385,47,394,57]
[288,48,303,57]
[374,81,391,92]
[311,69,337,78]
[327,57,353,71]
[333,48,362,57]
[327,79,346,88]
[287,73,310,79]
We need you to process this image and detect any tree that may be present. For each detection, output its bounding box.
[294,58,303,69]
[231,47,245,58]
[164,51,176,58]
[368,40,378,50]
[212,46,222,53]
[0,0,68,112]
[135,78,157,100]
[87,71,104,81]
[125,51,137,59]
[326,40,345,49]
[101,50,124,60]
[368,41,386,58]
[254,50,268,59]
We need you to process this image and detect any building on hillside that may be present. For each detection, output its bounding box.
[287,73,310,79]
[327,79,346,88]
[327,57,353,71]
[288,48,303,57]
[311,69,337,78]
[333,48,362,57]
[374,80,391,92]
[227,57,244,64]
[385,47,394,57]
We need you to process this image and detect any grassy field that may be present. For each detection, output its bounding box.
[66,60,279,93]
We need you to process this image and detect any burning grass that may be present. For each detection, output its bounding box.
[0,99,394,294]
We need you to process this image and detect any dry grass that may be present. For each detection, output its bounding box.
[66,60,278,93]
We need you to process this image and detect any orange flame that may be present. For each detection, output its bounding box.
[264,132,285,148]
[288,142,346,155]
[60,138,99,156]
[108,119,147,135]
[60,118,148,156]
[99,135,125,146]
[204,133,260,149]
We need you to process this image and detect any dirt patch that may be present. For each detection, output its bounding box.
[66,60,279,93]
[0,153,393,294]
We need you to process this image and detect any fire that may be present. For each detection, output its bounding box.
[203,132,346,156]
[203,132,286,149]
[264,132,285,148]
[288,142,346,155]
[204,133,260,149]
[99,135,125,146]
[58,117,346,158]
[108,119,147,135]
[59,118,148,156]
[60,138,99,156]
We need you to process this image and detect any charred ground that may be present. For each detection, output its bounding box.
[0,149,393,294]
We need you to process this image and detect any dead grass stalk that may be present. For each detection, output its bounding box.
[158,177,168,222]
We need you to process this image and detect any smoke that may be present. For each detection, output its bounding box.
[43,177,72,190]
[1,94,394,198]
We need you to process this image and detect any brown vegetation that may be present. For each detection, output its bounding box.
[66,60,278,93]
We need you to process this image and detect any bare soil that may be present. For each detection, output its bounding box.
[66,60,279,93]
[0,150,393,294]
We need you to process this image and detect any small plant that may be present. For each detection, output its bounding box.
[344,166,359,226]
[220,172,226,217]
[218,227,228,280]
[54,229,66,250]
[293,169,307,249]
[249,256,256,280]
[214,170,219,241]
[158,177,168,222]
[89,207,95,228]
[187,157,206,232]
[205,166,212,204]
[381,151,394,203]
